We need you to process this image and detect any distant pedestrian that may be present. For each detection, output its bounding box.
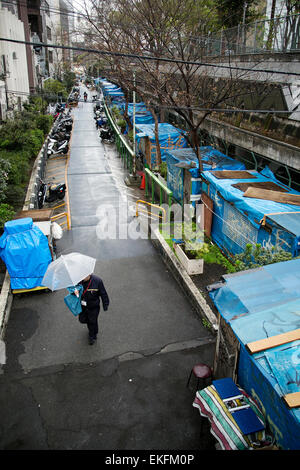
[75,273,109,345]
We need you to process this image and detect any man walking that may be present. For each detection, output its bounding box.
[77,273,109,345]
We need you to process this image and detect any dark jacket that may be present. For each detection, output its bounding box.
[80,274,109,312]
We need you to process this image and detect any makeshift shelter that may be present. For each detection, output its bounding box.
[208,258,300,449]
[165,146,245,208]
[201,168,300,257]
[135,123,189,169]
[0,218,52,290]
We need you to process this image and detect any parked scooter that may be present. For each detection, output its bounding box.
[99,127,114,143]
[37,179,66,209]
[47,139,69,156]
[84,92,88,102]
[95,114,107,129]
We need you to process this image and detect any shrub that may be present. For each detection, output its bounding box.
[0,203,15,230]
[0,158,11,203]
[233,243,293,271]
[34,114,53,137]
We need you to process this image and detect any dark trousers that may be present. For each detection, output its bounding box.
[79,307,99,340]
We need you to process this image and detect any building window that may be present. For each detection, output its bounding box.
[49,51,53,63]
[47,26,52,41]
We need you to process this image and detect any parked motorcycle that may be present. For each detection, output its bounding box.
[47,139,69,156]
[37,179,66,209]
[95,114,107,129]
[99,127,114,143]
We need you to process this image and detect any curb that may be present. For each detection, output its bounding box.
[148,223,218,333]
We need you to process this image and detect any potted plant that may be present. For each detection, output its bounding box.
[173,222,207,275]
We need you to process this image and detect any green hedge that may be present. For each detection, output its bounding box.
[0,99,53,213]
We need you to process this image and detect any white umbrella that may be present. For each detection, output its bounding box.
[41,252,96,291]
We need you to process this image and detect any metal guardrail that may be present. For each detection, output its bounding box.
[103,100,134,172]
[136,199,167,222]
[144,168,173,209]
[103,99,174,216]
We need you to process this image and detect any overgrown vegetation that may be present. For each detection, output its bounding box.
[0,96,53,228]
[160,221,295,276]
[233,243,293,271]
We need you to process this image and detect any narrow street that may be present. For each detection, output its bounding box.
[0,86,216,451]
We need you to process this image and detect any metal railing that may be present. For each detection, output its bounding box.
[103,100,134,172]
[144,168,173,216]
[190,13,300,56]
[136,199,167,222]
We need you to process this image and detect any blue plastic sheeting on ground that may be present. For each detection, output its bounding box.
[135,123,189,165]
[209,259,300,449]
[0,218,52,290]
[165,147,245,205]
[202,169,300,256]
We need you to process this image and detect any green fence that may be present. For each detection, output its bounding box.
[103,100,133,172]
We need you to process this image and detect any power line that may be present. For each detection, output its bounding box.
[1,36,300,79]
[2,0,87,20]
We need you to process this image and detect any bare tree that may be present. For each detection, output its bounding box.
[80,0,278,171]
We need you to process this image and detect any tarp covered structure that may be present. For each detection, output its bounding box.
[201,168,300,257]
[121,102,156,125]
[209,258,300,449]
[0,218,52,290]
[135,123,189,168]
[165,146,246,205]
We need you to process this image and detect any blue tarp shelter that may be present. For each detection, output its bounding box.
[209,259,300,449]
[135,123,189,168]
[201,168,300,257]
[0,218,52,290]
[165,146,246,206]
[120,102,156,125]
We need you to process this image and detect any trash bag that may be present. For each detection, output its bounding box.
[51,222,63,240]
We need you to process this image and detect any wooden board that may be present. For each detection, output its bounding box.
[243,187,300,206]
[233,181,288,193]
[201,192,214,237]
[283,392,300,409]
[211,170,257,179]
[246,328,300,354]
[14,208,54,221]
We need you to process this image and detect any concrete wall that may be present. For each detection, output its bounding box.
[200,115,300,171]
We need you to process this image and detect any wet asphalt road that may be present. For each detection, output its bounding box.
[0,88,216,452]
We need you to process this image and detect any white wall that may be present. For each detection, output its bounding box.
[0,6,30,118]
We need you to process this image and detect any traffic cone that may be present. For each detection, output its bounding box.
[140,173,145,190]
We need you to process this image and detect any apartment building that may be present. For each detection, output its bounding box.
[0,0,74,119]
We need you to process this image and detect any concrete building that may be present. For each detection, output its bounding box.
[0,1,30,119]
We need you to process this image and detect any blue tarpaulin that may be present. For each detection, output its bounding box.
[209,259,300,449]
[201,169,300,257]
[0,218,52,290]
[165,147,245,205]
[135,123,189,167]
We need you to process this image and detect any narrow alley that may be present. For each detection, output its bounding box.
[0,86,216,451]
